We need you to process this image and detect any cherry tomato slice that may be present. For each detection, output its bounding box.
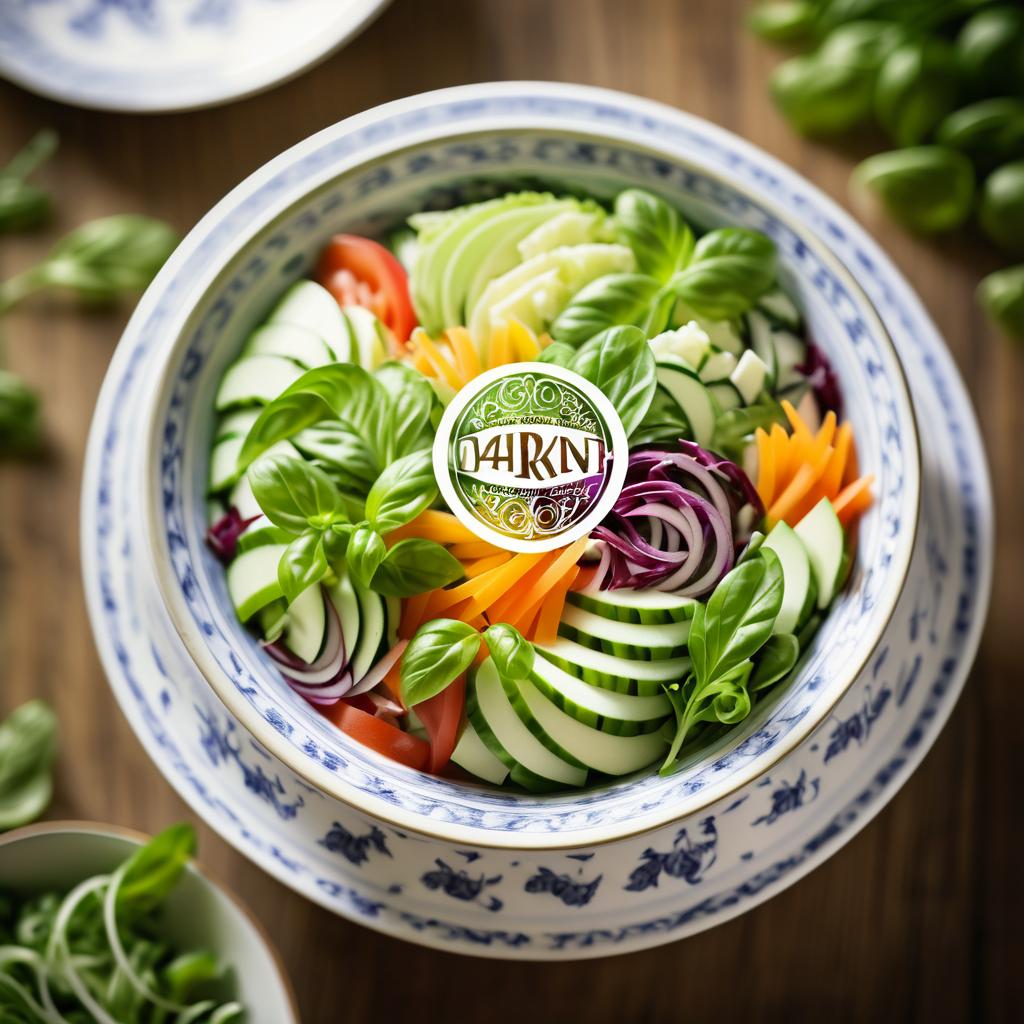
[415,675,467,774]
[325,701,429,771]
[316,234,418,343]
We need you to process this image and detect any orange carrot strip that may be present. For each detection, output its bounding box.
[768,449,830,527]
[399,592,432,639]
[463,552,513,578]
[755,427,775,507]
[413,330,462,390]
[571,565,599,591]
[842,433,861,487]
[498,538,589,625]
[387,510,484,546]
[819,422,852,498]
[770,423,794,493]
[487,552,558,623]
[782,399,812,441]
[488,325,511,370]
[508,319,540,360]
[446,326,482,383]
[533,568,580,645]
[834,475,875,526]
[449,540,506,561]
[456,552,550,621]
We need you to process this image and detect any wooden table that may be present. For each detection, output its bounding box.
[1,1,1018,1020]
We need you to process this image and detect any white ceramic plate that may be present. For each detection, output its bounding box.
[82,84,993,958]
[0,0,390,112]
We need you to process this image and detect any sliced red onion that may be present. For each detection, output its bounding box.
[263,590,348,685]
[206,508,261,563]
[287,672,354,705]
[347,639,409,697]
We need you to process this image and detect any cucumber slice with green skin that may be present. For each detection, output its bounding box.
[206,496,226,525]
[284,583,326,663]
[215,408,260,442]
[772,330,808,391]
[236,521,295,554]
[468,660,587,789]
[699,349,738,383]
[384,594,400,650]
[349,575,386,684]
[228,473,262,520]
[655,361,716,448]
[761,521,814,635]
[567,588,697,625]
[342,306,389,370]
[708,380,744,412]
[730,349,769,404]
[559,604,691,659]
[451,719,510,786]
[757,288,801,329]
[243,323,334,369]
[326,571,361,668]
[509,673,668,777]
[746,310,777,388]
[257,598,287,643]
[227,544,287,621]
[266,280,352,361]
[537,638,690,696]
[209,434,246,492]
[528,654,671,736]
[215,355,304,410]
[795,497,847,609]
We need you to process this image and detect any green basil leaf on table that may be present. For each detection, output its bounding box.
[239,363,387,469]
[936,98,1024,172]
[747,0,820,43]
[770,55,876,136]
[979,160,1024,257]
[549,272,662,347]
[956,6,1024,100]
[115,823,196,914]
[345,525,388,590]
[371,538,464,598]
[977,264,1024,339]
[875,40,961,148]
[852,146,975,233]
[484,623,535,680]
[277,529,329,603]
[0,370,42,456]
[569,324,657,436]
[613,188,694,282]
[750,633,801,691]
[0,700,57,831]
[365,448,437,533]
[374,361,437,462]
[400,618,482,707]
[0,129,57,233]
[668,228,776,321]
[247,453,347,534]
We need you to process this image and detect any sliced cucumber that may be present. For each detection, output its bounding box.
[772,330,807,390]
[209,434,246,492]
[730,349,769,404]
[468,659,587,789]
[655,360,716,448]
[215,408,260,442]
[746,310,777,388]
[762,521,814,635]
[227,544,287,621]
[511,674,668,776]
[236,521,294,554]
[243,323,334,369]
[567,588,696,625]
[795,497,847,609]
[757,288,801,329]
[699,349,738,383]
[451,719,510,786]
[559,603,691,660]
[266,280,351,361]
[343,306,389,370]
[284,583,326,663]
[349,575,386,683]
[326,571,361,668]
[215,355,304,410]
[529,654,671,736]
[228,474,262,520]
[709,380,744,412]
[537,637,689,697]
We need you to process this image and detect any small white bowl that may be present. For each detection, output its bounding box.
[0,822,299,1024]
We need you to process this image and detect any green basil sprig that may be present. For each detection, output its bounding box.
[0,129,57,233]
[400,621,534,707]
[549,273,663,346]
[979,160,1024,257]
[661,549,785,774]
[345,525,388,590]
[0,699,57,831]
[365,448,437,533]
[978,264,1024,339]
[115,822,196,915]
[371,538,463,598]
[613,188,694,281]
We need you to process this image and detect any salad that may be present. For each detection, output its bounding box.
[205,187,873,792]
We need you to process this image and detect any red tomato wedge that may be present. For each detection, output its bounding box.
[316,234,418,343]
[415,675,467,774]
[325,701,429,770]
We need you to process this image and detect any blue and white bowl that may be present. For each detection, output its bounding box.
[135,84,920,853]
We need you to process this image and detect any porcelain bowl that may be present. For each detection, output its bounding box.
[0,822,298,1022]
[137,83,920,852]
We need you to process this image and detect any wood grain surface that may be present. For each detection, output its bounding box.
[0,1,1019,1021]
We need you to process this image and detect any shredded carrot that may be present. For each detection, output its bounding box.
[834,474,875,527]
[533,567,580,645]
[497,538,589,626]
[463,552,513,578]
[486,551,559,623]
[387,510,487,546]
[399,591,432,640]
[449,540,506,561]
[571,564,599,591]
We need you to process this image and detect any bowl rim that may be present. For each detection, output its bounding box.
[135,82,921,850]
[0,819,301,1022]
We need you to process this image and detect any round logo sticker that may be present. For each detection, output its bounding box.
[433,362,629,553]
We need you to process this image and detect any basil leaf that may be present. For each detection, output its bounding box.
[937,98,1024,173]
[374,362,437,462]
[537,341,577,368]
[570,324,657,436]
[747,0,819,43]
[345,525,387,590]
[365,449,437,533]
[248,453,346,534]
[401,619,482,707]
[239,363,386,469]
[292,421,380,496]
[770,55,876,137]
[691,548,785,684]
[116,823,196,914]
[277,529,328,603]
[0,700,57,831]
[875,40,959,148]
[484,623,535,680]
[689,662,754,725]
[0,370,42,455]
[613,189,694,282]
[978,264,1024,338]
[979,161,1024,258]
[549,273,662,347]
[957,7,1024,99]
[669,228,777,320]
[371,538,463,597]
[751,633,801,692]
